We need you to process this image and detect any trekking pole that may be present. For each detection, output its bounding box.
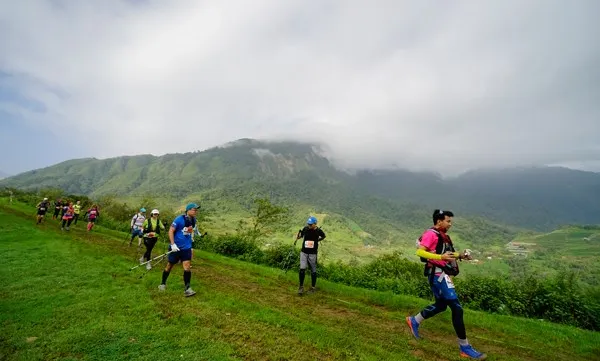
[122,228,131,246]
[129,250,175,271]
[137,252,168,279]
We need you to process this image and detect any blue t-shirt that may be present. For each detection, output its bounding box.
[171,214,196,250]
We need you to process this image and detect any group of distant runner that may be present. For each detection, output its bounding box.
[32,196,487,359]
[35,197,99,231]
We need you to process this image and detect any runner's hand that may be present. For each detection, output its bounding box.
[441,251,455,261]
[170,243,180,252]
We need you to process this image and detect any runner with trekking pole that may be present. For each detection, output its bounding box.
[406,209,486,360]
[295,216,326,296]
[140,209,166,270]
[157,203,200,297]
[130,208,146,248]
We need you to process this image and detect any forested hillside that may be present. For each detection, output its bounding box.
[2,138,599,242]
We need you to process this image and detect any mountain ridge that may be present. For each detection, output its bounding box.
[1,139,599,234]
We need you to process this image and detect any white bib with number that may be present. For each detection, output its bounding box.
[444,274,455,289]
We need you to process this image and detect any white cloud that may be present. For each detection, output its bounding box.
[1,0,599,175]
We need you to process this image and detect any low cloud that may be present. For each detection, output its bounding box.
[1,0,599,175]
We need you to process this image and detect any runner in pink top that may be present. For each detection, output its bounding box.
[419,229,450,270]
[406,209,487,360]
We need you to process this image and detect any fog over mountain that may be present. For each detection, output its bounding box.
[1,1,599,176]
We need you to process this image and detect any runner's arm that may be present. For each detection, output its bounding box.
[318,229,326,241]
[415,246,457,260]
[168,225,176,245]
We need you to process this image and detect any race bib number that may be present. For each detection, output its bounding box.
[305,240,315,249]
[40,207,46,211]
[444,274,455,289]
[181,226,193,236]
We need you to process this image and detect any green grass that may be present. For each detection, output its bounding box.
[1,202,599,361]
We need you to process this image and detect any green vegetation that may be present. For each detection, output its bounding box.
[5,190,599,332]
[2,140,599,235]
[1,199,599,360]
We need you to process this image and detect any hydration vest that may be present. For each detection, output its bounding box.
[183,215,196,229]
[418,228,460,276]
[145,218,163,235]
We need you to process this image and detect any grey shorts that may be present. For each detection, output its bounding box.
[300,252,317,272]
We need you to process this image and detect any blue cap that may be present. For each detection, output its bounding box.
[140,207,146,212]
[307,216,317,225]
[185,203,199,211]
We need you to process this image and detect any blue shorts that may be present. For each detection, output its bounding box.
[131,229,144,237]
[429,273,458,300]
[168,248,193,264]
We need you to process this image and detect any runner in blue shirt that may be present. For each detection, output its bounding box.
[158,203,199,297]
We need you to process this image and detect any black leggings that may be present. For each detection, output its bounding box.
[73,214,79,225]
[420,297,466,339]
[143,237,158,261]
[61,218,74,228]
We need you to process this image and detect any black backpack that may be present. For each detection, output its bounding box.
[418,228,460,276]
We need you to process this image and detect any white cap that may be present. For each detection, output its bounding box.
[151,209,159,215]
[43,197,48,200]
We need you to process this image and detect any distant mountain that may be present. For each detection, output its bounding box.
[352,166,600,230]
[0,170,10,180]
[1,139,599,235]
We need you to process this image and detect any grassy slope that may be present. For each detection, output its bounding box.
[1,200,599,361]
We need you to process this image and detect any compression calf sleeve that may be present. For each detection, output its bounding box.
[161,270,170,285]
[448,300,466,339]
[183,270,191,290]
[299,269,306,286]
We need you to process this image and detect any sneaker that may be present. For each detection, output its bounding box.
[406,316,420,339]
[146,262,152,270]
[184,288,196,297]
[307,287,316,294]
[139,256,145,264]
[158,284,166,291]
[297,286,304,296]
[459,345,487,360]
[66,227,70,231]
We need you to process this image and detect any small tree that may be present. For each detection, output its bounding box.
[240,197,290,242]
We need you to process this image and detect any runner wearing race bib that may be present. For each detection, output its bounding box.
[295,216,326,296]
[158,203,200,297]
[140,209,166,270]
[61,202,75,231]
[406,209,486,360]
[36,197,50,224]
[86,205,100,232]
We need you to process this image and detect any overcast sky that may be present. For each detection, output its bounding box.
[1,0,599,176]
